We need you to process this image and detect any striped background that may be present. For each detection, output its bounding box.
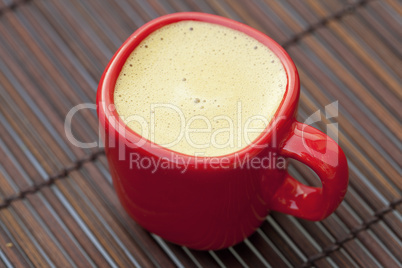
[0,0,400,267]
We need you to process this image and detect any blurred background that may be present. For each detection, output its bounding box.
[0,0,400,267]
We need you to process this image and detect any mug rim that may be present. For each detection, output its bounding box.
[97,12,300,163]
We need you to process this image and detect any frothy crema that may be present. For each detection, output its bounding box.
[114,21,287,156]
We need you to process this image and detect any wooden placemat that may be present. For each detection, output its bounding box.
[0,0,400,267]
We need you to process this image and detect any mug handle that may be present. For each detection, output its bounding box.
[269,120,348,221]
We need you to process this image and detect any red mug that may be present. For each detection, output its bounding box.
[97,12,348,250]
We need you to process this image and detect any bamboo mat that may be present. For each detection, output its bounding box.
[0,0,401,267]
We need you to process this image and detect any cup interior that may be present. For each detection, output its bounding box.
[97,12,300,161]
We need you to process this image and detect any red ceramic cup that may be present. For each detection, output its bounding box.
[97,12,348,250]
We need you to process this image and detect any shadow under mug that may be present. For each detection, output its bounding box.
[97,12,348,250]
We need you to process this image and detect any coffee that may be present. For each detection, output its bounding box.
[114,21,287,156]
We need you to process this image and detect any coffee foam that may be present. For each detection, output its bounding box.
[114,21,287,156]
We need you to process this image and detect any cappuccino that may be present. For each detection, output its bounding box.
[114,21,287,156]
